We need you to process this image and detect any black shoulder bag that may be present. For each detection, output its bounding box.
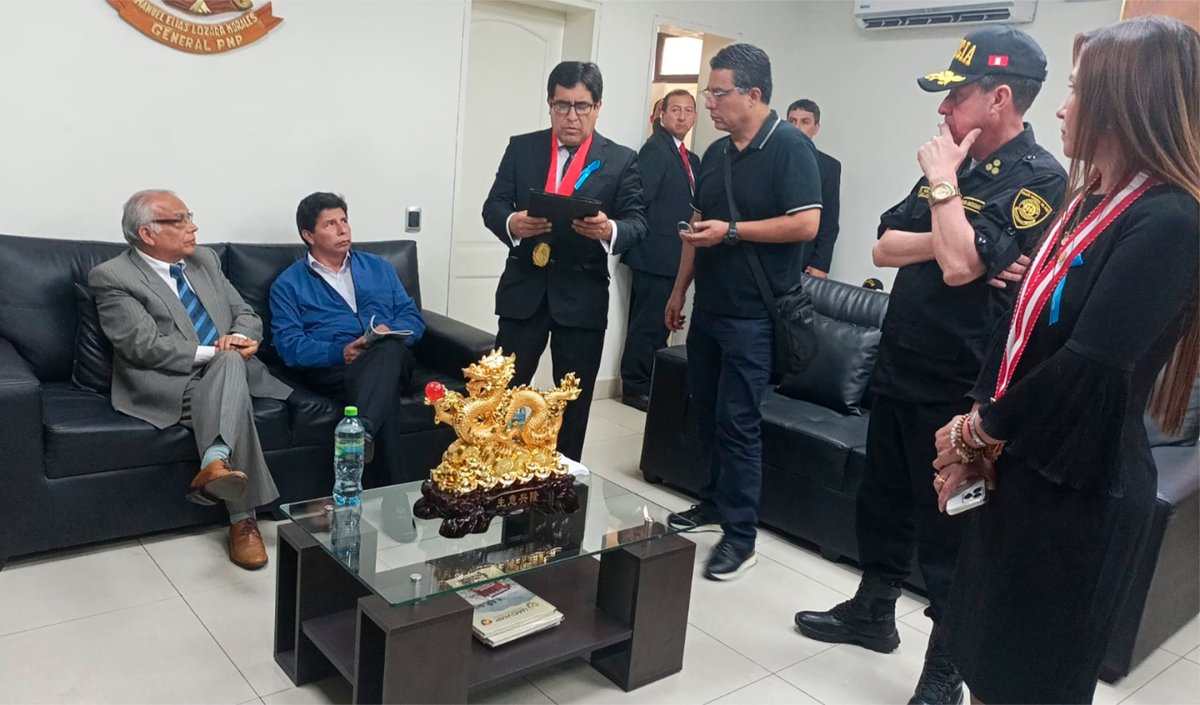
[722,144,818,383]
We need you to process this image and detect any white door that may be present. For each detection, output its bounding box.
[449,1,564,335]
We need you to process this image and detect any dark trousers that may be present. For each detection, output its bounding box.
[619,269,674,398]
[496,298,604,462]
[855,393,973,622]
[297,337,416,436]
[688,308,773,551]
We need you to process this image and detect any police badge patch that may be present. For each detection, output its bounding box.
[1012,188,1053,229]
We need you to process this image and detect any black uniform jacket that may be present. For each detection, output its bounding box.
[872,124,1067,403]
[620,124,700,278]
[482,128,647,330]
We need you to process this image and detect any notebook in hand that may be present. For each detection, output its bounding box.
[527,190,601,222]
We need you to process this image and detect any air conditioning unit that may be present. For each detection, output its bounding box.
[855,0,1037,30]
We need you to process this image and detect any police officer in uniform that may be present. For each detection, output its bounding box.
[793,27,1066,705]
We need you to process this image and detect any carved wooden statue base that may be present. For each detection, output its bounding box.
[412,473,580,538]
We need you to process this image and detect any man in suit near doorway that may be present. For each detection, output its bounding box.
[618,88,700,411]
[88,189,292,570]
[787,99,841,279]
[482,61,647,461]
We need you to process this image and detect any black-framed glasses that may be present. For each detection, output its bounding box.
[702,87,747,102]
[153,212,194,228]
[551,101,595,116]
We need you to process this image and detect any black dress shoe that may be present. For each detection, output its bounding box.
[621,393,650,412]
[704,539,757,581]
[667,504,721,532]
[793,574,901,653]
[908,637,963,705]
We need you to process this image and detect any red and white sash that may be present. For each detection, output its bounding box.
[994,170,1157,399]
[544,133,593,196]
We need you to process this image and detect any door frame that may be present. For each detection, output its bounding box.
[442,0,601,322]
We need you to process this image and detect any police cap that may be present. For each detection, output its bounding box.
[918,26,1048,92]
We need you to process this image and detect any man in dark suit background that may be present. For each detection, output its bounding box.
[482,61,647,461]
[618,88,700,411]
[787,99,841,279]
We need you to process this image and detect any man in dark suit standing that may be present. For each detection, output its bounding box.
[618,89,700,411]
[482,61,646,461]
[787,99,841,279]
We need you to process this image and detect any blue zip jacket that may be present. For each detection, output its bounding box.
[270,250,425,368]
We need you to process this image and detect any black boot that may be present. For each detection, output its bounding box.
[908,632,963,705]
[793,573,901,653]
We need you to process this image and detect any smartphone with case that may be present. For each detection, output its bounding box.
[946,478,988,515]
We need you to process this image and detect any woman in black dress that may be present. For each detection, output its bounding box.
[929,16,1200,704]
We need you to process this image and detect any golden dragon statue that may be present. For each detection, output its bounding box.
[424,349,581,495]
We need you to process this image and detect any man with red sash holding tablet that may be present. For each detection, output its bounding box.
[482,61,646,461]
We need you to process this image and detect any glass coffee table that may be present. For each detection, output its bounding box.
[273,474,695,704]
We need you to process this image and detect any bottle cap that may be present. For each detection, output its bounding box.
[344,406,359,417]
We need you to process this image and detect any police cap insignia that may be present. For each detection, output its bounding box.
[923,71,967,87]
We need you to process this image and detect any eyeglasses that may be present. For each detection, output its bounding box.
[152,212,194,228]
[702,87,747,102]
[551,101,595,116]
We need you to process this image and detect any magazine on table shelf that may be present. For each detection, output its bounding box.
[448,568,564,647]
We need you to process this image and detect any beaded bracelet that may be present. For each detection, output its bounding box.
[965,411,1005,461]
[966,412,986,448]
[951,414,980,463]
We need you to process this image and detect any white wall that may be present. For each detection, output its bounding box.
[776,0,1123,289]
[0,0,468,313]
[0,0,1125,394]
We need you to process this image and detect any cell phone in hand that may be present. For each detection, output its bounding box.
[677,220,693,234]
[946,478,988,516]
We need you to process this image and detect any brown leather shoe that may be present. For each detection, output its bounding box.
[187,459,249,506]
[229,518,268,570]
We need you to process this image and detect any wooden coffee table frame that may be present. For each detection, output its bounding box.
[273,522,695,704]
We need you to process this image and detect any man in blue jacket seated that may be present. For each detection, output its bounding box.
[270,192,425,461]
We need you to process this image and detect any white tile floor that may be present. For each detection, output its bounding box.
[1,398,1196,705]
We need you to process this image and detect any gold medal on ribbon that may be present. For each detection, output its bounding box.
[532,242,551,268]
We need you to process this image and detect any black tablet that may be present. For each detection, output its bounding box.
[527,190,602,221]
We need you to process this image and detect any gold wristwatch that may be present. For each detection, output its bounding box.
[927,181,961,206]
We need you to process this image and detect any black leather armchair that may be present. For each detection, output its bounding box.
[641,274,1199,682]
[0,234,495,567]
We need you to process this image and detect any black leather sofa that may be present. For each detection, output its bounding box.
[641,274,1200,682]
[0,234,494,567]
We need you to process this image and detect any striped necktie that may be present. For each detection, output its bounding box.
[558,144,579,187]
[168,263,218,345]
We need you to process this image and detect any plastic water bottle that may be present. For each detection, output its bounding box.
[333,406,365,506]
[331,504,362,570]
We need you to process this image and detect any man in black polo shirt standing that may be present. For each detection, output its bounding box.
[792,27,1065,704]
[664,43,822,581]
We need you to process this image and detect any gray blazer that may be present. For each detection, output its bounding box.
[88,246,291,429]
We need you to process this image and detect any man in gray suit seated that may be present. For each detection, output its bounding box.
[88,190,292,570]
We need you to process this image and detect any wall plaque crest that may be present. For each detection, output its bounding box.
[108,0,282,54]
